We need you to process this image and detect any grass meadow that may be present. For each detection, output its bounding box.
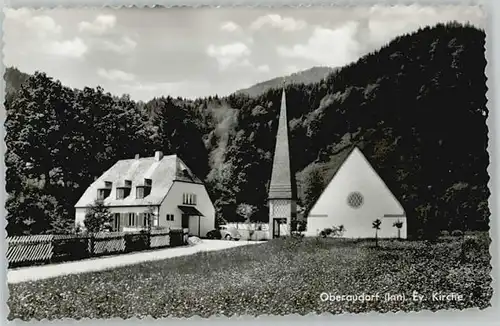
[8,233,492,319]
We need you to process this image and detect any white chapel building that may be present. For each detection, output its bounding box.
[268,84,407,239]
[74,151,216,237]
[304,146,407,239]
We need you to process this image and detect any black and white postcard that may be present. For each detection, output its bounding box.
[2,2,495,321]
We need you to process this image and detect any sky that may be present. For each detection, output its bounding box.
[3,5,485,102]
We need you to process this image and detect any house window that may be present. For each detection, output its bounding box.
[113,213,120,231]
[182,193,197,205]
[128,213,136,226]
[97,189,106,200]
[166,214,174,221]
[117,188,126,199]
[143,213,151,227]
[136,187,144,199]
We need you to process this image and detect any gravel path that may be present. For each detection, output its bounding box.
[8,240,262,284]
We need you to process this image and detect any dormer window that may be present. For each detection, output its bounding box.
[97,183,112,200]
[136,178,152,199]
[116,180,132,199]
[97,189,106,200]
[116,188,126,199]
[136,187,145,199]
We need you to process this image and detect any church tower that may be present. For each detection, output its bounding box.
[268,83,297,238]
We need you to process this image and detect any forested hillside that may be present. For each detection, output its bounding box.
[4,22,489,237]
[235,66,335,97]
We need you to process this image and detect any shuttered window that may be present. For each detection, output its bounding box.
[128,213,136,226]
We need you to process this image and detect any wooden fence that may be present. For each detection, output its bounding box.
[7,228,189,268]
[225,223,269,231]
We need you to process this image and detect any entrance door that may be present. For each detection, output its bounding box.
[182,214,189,229]
[273,218,281,238]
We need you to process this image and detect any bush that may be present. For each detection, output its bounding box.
[440,230,450,237]
[124,233,149,252]
[320,228,333,238]
[52,236,89,262]
[451,230,464,237]
[170,229,185,246]
[152,226,169,231]
[460,237,481,263]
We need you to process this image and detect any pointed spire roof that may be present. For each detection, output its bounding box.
[269,84,295,200]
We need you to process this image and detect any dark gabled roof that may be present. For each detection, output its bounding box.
[300,145,358,214]
[269,88,296,200]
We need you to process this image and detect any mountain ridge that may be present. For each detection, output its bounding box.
[235,66,336,97]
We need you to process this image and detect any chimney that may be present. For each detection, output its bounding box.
[135,154,140,160]
[155,151,164,161]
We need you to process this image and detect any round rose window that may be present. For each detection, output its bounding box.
[347,191,364,209]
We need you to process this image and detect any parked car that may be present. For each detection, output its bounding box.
[206,229,222,239]
[206,225,241,241]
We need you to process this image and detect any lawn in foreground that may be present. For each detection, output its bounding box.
[8,234,492,319]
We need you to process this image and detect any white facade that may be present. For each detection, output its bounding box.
[76,181,215,236]
[158,181,216,237]
[268,199,295,238]
[305,147,407,239]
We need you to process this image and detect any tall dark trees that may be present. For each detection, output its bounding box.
[4,22,489,236]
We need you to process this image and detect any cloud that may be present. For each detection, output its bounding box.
[4,7,32,21]
[5,8,62,37]
[46,38,88,58]
[4,9,87,59]
[277,22,361,68]
[250,14,307,31]
[97,68,135,82]
[206,42,251,70]
[220,21,240,32]
[365,5,485,47]
[257,64,270,73]
[78,14,117,34]
[101,36,137,54]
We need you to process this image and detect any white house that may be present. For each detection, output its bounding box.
[74,151,216,237]
[305,146,407,239]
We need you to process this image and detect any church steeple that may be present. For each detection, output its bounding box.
[269,82,294,200]
[268,81,297,238]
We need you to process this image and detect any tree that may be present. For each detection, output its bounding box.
[303,165,324,217]
[84,200,113,233]
[393,220,404,239]
[336,225,346,237]
[372,219,382,247]
[236,203,257,222]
